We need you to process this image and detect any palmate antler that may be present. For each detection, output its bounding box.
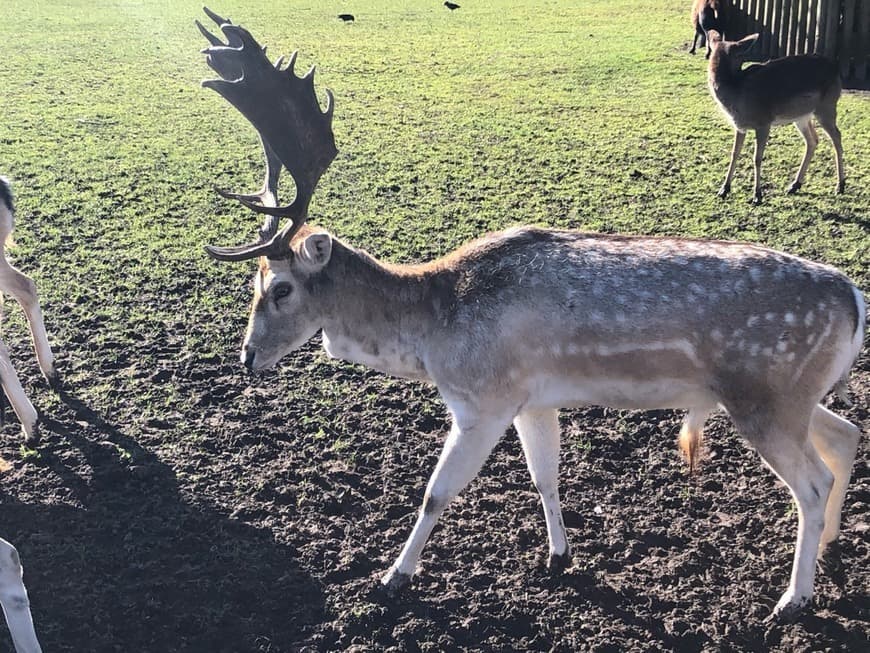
[197,6,338,261]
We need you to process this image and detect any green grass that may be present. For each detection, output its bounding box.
[0,1,867,448]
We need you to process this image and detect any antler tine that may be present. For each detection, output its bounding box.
[195,20,223,47]
[202,6,230,27]
[199,7,338,261]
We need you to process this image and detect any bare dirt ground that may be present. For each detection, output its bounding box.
[1,336,868,652]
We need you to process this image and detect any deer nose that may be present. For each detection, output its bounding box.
[242,347,256,370]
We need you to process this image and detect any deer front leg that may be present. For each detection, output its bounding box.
[0,265,57,389]
[382,407,510,595]
[751,125,770,205]
[0,341,39,445]
[514,408,571,572]
[0,539,42,653]
[718,130,745,198]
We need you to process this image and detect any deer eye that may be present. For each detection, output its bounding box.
[272,284,293,301]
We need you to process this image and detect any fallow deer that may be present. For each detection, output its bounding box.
[0,177,58,445]
[707,31,845,204]
[197,9,864,621]
[0,538,41,653]
[689,0,725,58]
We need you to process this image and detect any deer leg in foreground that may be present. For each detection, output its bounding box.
[814,107,846,194]
[515,409,571,572]
[808,405,861,573]
[0,539,42,653]
[690,31,699,55]
[382,409,510,595]
[751,126,770,204]
[738,412,833,621]
[0,265,57,388]
[787,118,818,195]
[0,341,39,445]
[718,130,745,198]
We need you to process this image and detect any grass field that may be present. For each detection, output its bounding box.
[1,1,868,651]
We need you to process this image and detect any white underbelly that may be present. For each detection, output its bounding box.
[520,373,715,411]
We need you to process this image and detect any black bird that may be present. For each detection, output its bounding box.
[338,14,355,22]
[444,2,460,10]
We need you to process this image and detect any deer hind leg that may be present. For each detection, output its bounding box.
[0,538,42,653]
[751,125,770,205]
[734,409,832,621]
[0,340,39,445]
[787,117,818,194]
[814,105,845,193]
[382,406,511,595]
[514,408,570,572]
[0,264,56,388]
[809,404,860,569]
[718,129,746,198]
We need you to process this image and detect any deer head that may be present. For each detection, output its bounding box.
[198,7,340,368]
[708,31,759,76]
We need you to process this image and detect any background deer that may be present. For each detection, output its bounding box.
[0,177,58,445]
[689,0,725,58]
[197,9,865,622]
[0,538,41,653]
[707,31,845,204]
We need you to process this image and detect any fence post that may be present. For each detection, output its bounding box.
[855,0,870,84]
[822,0,841,59]
[796,0,809,54]
[806,0,820,53]
[840,0,857,76]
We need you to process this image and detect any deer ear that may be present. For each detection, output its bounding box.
[735,33,759,53]
[298,232,332,271]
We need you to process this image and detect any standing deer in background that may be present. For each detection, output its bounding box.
[0,178,58,445]
[197,8,865,621]
[0,538,41,653]
[707,31,845,204]
[689,0,725,58]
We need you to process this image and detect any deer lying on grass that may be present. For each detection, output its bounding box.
[0,538,41,653]
[0,178,58,445]
[707,31,845,204]
[689,0,725,58]
[197,8,865,621]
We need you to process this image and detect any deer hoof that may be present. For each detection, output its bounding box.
[837,180,845,194]
[818,541,844,581]
[751,192,764,205]
[381,568,411,598]
[547,551,573,575]
[46,368,62,392]
[717,184,731,198]
[767,592,810,624]
[23,420,40,447]
[786,181,801,195]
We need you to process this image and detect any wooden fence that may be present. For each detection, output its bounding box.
[725,0,870,87]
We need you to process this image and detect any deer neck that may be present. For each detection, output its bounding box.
[315,241,438,382]
[708,54,744,95]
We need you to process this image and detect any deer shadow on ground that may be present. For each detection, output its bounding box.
[0,387,324,653]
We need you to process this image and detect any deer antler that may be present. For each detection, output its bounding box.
[197,6,338,261]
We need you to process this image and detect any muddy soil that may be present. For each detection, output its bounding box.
[1,334,868,652]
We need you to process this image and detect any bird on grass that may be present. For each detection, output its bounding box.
[338,14,355,22]
[444,2,460,10]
